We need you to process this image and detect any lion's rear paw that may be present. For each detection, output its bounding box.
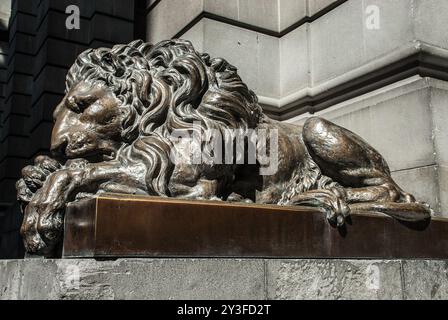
[349,201,432,222]
[284,187,350,227]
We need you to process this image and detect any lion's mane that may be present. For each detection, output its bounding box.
[65,39,263,196]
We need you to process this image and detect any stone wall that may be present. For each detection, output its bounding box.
[1,258,448,299]
[146,0,448,216]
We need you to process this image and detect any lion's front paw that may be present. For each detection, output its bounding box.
[20,169,76,256]
[16,155,61,206]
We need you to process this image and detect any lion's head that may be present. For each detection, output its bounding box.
[52,39,263,196]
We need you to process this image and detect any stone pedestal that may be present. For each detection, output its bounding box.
[1,258,448,299]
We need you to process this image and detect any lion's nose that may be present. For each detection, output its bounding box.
[50,134,68,158]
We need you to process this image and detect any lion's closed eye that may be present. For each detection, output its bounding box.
[66,95,98,113]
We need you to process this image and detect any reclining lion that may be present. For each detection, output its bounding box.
[16,39,431,256]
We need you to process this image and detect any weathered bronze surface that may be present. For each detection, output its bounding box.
[16,39,432,256]
[63,194,446,259]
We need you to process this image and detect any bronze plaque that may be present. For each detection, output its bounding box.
[62,194,448,259]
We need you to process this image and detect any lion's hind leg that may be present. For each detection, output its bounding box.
[302,116,431,222]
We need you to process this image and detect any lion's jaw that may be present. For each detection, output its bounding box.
[50,81,125,162]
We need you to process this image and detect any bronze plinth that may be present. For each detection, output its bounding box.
[62,194,447,259]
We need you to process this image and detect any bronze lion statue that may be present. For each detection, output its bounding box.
[16,39,431,256]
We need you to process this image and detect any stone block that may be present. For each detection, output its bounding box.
[93,0,135,20]
[0,39,7,51]
[0,51,8,69]
[2,94,30,116]
[8,10,36,35]
[146,0,203,43]
[256,33,280,98]
[402,260,448,299]
[267,259,403,299]
[439,165,448,214]
[309,88,434,172]
[0,229,23,259]
[29,121,53,155]
[310,0,364,86]
[34,39,88,78]
[238,0,279,32]
[0,259,266,300]
[35,10,133,48]
[2,258,445,300]
[43,0,135,20]
[4,135,30,158]
[181,19,204,53]
[414,0,448,50]
[0,69,6,83]
[7,53,34,78]
[30,93,63,128]
[202,19,280,98]
[391,165,440,214]
[430,88,448,166]
[35,8,130,46]
[279,0,307,31]
[9,32,34,54]
[0,260,22,299]
[13,0,35,15]
[35,11,91,50]
[308,0,339,16]
[280,25,309,96]
[38,0,91,22]
[32,65,67,102]
[0,179,20,203]
[363,0,414,62]
[1,113,28,136]
[204,0,238,20]
[5,73,33,96]
[0,199,23,232]
[91,14,134,44]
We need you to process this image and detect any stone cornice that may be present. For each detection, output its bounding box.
[260,42,448,120]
